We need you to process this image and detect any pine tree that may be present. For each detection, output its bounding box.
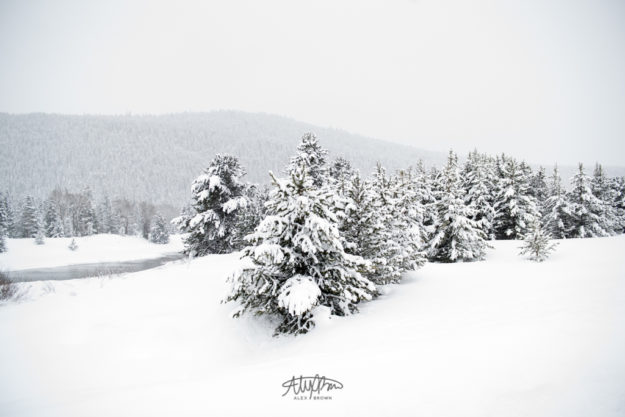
[174,154,248,256]
[542,165,573,239]
[368,164,426,283]
[567,163,609,238]
[519,221,558,262]
[612,177,625,234]
[224,166,376,335]
[0,194,8,252]
[591,163,619,235]
[232,184,269,249]
[340,173,388,284]
[34,225,45,245]
[462,150,496,240]
[20,196,39,238]
[328,156,355,195]
[428,151,488,262]
[529,166,549,214]
[68,238,78,251]
[287,133,328,187]
[43,198,64,237]
[149,214,170,244]
[493,156,539,239]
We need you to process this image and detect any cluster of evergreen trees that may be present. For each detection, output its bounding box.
[173,133,625,335]
[0,188,172,252]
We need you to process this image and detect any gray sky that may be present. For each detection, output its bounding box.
[1,0,624,166]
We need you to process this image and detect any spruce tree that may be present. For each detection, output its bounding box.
[519,221,558,262]
[43,198,64,237]
[287,133,328,187]
[542,165,573,239]
[567,163,609,238]
[529,166,549,214]
[591,163,619,235]
[174,154,248,256]
[224,166,376,335]
[462,150,496,240]
[369,164,426,283]
[68,238,78,251]
[428,151,488,262]
[20,196,39,238]
[493,156,539,239]
[149,214,170,244]
[340,173,389,284]
[0,195,8,252]
[328,156,355,195]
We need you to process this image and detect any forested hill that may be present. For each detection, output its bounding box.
[2,111,624,207]
[0,111,446,205]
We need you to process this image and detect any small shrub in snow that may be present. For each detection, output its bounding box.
[68,238,78,251]
[34,228,45,245]
[0,271,18,301]
[519,222,558,262]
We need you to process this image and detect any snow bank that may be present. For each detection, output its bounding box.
[0,236,624,417]
[0,234,184,271]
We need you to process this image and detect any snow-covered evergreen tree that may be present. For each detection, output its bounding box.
[612,176,625,234]
[542,165,573,239]
[368,164,426,283]
[174,154,248,256]
[43,198,64,237]
[340,173,388,283]
[0,194,8,252]
[591,163,619,235]
[328,156,354,195]
[493,156,539,239]
[462,150,496,240]
[149,214,170,244]
[224,166,376,335]
[68,238,78,251]
[287,133,328,187]
[567,163,610,238]
[519,221,558,262]
[19,195,39,238]
[231,184,269,249]
[529,166,549,214]
[428,151,488,262]
[75,188,97,236]
[34,225,45,245]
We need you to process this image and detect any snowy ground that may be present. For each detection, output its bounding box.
[0,234,184,271]
[0,236,624,417]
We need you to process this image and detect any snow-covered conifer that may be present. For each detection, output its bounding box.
[19,196,39,238]
[368,164,426,283]
[462,150,496,240]
[428,151,488,262]
[530,166,549,214]
[493,156,539,239]
[149,214,170,244]
[328,157,354,195]
[519,221,558,262]
[567,163,610,238]
[174,154,248,256]
[287,133,328,187]
[34,226,45,245]
[225,166,376,335]
[542,165,573,239]
[68,238,78,251]
[591,164,619,235]
[43,198,64,237]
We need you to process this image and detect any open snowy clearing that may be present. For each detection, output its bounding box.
[0,236,624,417]
[0,234,184,271]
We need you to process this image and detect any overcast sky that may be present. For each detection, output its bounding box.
[1,0,624,166]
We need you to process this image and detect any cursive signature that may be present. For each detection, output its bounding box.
[281,375,344,398]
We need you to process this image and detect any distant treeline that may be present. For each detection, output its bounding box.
[0,188,177,243]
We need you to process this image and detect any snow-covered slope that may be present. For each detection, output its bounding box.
[0,236,624,417]
[0,234,184,271]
